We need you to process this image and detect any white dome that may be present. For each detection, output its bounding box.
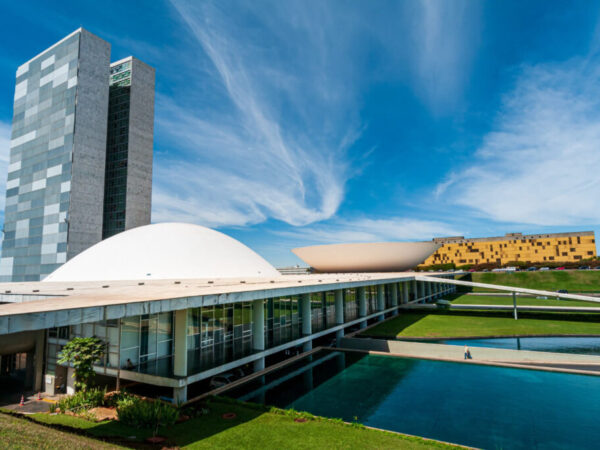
[44,223,280,282]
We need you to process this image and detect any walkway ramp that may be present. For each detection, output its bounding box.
[340,336,600,374]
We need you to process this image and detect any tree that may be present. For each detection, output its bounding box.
[58,336,106,391]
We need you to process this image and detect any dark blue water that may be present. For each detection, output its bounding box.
[437,336,600,355]
[225,351,600,449]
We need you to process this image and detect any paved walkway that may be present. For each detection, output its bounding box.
[1,392,57,413]
[464,292,600,297]
[339,336,600,374]
[400,303,600,313]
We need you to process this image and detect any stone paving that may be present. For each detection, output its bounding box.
[340,336,600,374]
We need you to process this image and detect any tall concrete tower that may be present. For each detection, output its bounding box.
[103,57,155,239]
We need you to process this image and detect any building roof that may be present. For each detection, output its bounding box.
[44,223,281,282]
[0,272,441,335]
[292,242,441,272]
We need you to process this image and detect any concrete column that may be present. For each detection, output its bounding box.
[300,294,312,351]
[391,283,399,315]
[412,280,418,301]
[301,294,311,335]
[427,282,432,302]
[512,292,518,320]
[34,330,44,392]
[335,289,344,343]
[377,285,385,321]
[173,309,188,377]
[252,300,265,351]
[358,287,367,329]
[173,385,187,405]
[403,282,409,304]
[252,300,265,371]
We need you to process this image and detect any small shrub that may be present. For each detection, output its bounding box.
[104,389,135,407]
[117,397,179,436]
[56,387,106,413]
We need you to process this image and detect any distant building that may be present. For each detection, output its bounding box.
[277,266,313,275]
[0,29,154,281]
[421,231,597,267]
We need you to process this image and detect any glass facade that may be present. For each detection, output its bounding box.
[265,295,302,348]
[0,34,81,281]
[44,282,422,383]
[187,303,253,375]
[325,291,336,326]
[46,319,122,376]
[366,286,377,314]
[385,284,394,308]
[103,60,132,238]
[344,288,358,321]
[120,312,173,375]
[311,292,324,332]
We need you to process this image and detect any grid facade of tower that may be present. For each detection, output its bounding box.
[0,29,110,281]
[103,57,154,239]
[0,29,154,282]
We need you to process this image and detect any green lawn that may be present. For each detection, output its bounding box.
[449,294,600,308]
[23,398,457,449]
[457,271,600,292]
[0,411,120,449]
[364,311,600,339]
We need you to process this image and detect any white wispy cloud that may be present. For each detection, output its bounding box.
[409,0,480,113]
[272,217,461,246]
[437,57,600,225]
[154,0,365,227]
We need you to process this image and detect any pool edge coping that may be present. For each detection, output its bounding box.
[334,346,600,377]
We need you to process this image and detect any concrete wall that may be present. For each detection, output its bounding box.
[125,57,154,230]
[68,29,110,259]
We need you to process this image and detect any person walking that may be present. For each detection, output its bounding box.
[464,345,472,360]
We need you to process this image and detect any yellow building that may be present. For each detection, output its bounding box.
[421,231,597,267]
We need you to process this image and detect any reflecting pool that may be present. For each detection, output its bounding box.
[224,350,600,449]
[436,336,600,355]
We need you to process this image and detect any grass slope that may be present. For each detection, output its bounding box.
[450,294,600,308]
[365,311,600,339]
[459,271,600,292]
[0,412,120,449]
[27,398,457,449]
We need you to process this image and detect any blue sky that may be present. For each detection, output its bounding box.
[1,1,600,267]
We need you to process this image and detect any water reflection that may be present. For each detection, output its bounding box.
[222,350,600,449]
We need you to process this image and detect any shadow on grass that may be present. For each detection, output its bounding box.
[23,398,266,449]
[357,313,433,338]
[163,398,267,447]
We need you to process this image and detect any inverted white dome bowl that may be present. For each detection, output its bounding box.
[292,241,441,273]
